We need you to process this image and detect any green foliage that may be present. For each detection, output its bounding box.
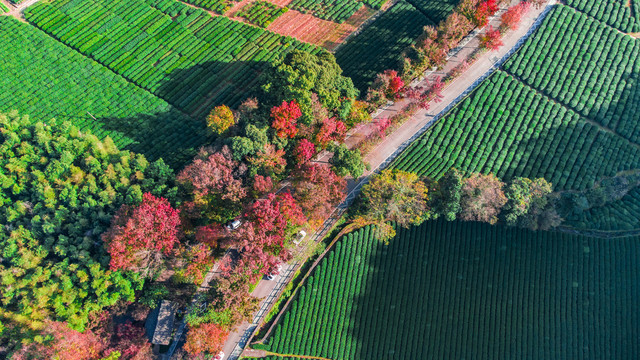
[288,0,368,23]
[432,168,463,221]
[237,1,288,27]
[503,177,553,227]
[0,17,204,167]
[261,50,358,124]
[138,283,170,309]
[264,221,640,358]
[25,0,321,118]
[565,0,640,32]
[0,112,177,333]
[329,143,365,178]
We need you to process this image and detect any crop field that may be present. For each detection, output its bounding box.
[504,6,640,144]
[406,0,459,23]
[237,1,288,27]
[335,1,434,91]
[392,71,640,190]
[24,0,320,118]
[260,221,640,359]
[564,187,640,232]
[287,0,364,23]
[180,0,237,13]
[0,16,206,167]
[565,0,640,32]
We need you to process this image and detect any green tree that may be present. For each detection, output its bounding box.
[329,143,365,178]
[503,177,555,229]
[432,168,463,221]
[260,50,358,124]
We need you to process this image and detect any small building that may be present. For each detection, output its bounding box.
[145,300,178,346]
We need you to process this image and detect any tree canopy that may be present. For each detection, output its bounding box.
[0,112,177,335]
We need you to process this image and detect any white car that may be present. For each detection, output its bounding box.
[225,219,242,231]
[213,351,224,360]
[293,230,307,245]
[265,264,284,281]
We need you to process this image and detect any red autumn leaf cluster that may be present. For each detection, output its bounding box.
[501,1,531,30]
[110,322,153,360]
[316,117,347,149]
[13,321,108,360]
[480,26,503,51]
[271,100,302,138]
[177,147,247,204]
[375,117,392,138]
[252,174,274,194]
[292,163,346,223]
[294,138,316,163]
[184,323,229,358]
[103,193,180,274]
[474,0,499,27]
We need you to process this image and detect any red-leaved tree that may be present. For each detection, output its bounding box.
[13,321,108,360]
[292,163,346,224]
[103,193,180,277]
[271,100,302,138]
[501,1,531,30]
[184,323,229,359]
[295,138,316,163]
[474,0,499,27]
[109,322,153,360]
[316,117,347,149]
[480,26,503,51]
[252,174,274,195]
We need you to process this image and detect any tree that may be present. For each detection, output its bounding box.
[0,113,175,334]
[13,321,108,360]
[176,244,214,285]
[501,2,531,31]
[184,323,229,359]
[292,164,346,223]
[260,50,358,124]
[358,169,431,228]
[109,322,153,360]
[206,105,235,135]
[503,177,555,228]
[315,117,347,149]
[247,144,287,178]
[460,173,507,224]
[329,143,366,178]
[178,146,247,223]
[345,100,372,127]
[102,192,181,277]
[480,26,503,51]
[252,174,274,195]
[294,139,316,163]
[433,168,463,221]
[271,100,302,138]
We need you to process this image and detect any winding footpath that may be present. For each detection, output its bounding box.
[220,1,556,359]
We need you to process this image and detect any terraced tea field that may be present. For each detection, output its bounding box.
[258,221,640,359]
[391,5,640,232]
[565,0,640,32]
[0,16,206,166]
[24,0,321,118]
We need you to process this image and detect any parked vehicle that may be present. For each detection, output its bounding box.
[226,219,242,231]
[214,351,224,360]
[294,230,307,245]
[265,264,284,281]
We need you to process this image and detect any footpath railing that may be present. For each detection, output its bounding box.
[217,4,556,360]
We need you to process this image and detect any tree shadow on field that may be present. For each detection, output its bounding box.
[334,4,432,93]
[98,59,270,169]
[348,220,640,359]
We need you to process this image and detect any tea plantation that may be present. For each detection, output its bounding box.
[260,222,640,359]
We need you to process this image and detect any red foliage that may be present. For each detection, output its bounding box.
[110,322,153,360]
[103,193,180,274]
[501,2,531,30]
[277,191,307,227]
[13,321,107,360]
[195,224,225,247]
[429,76,445,103]
[384,70,405,99]
[480,26,503,51]
[271,100,302,138]
[316,117,347,149]
[474,0,498,27]
[292,163,346,223]
[184,323,229,358]
[178,147,247,204]
[375,117,392,138]
[253,174,274,194]
[181,244,214,285]
[295,138,316,163]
